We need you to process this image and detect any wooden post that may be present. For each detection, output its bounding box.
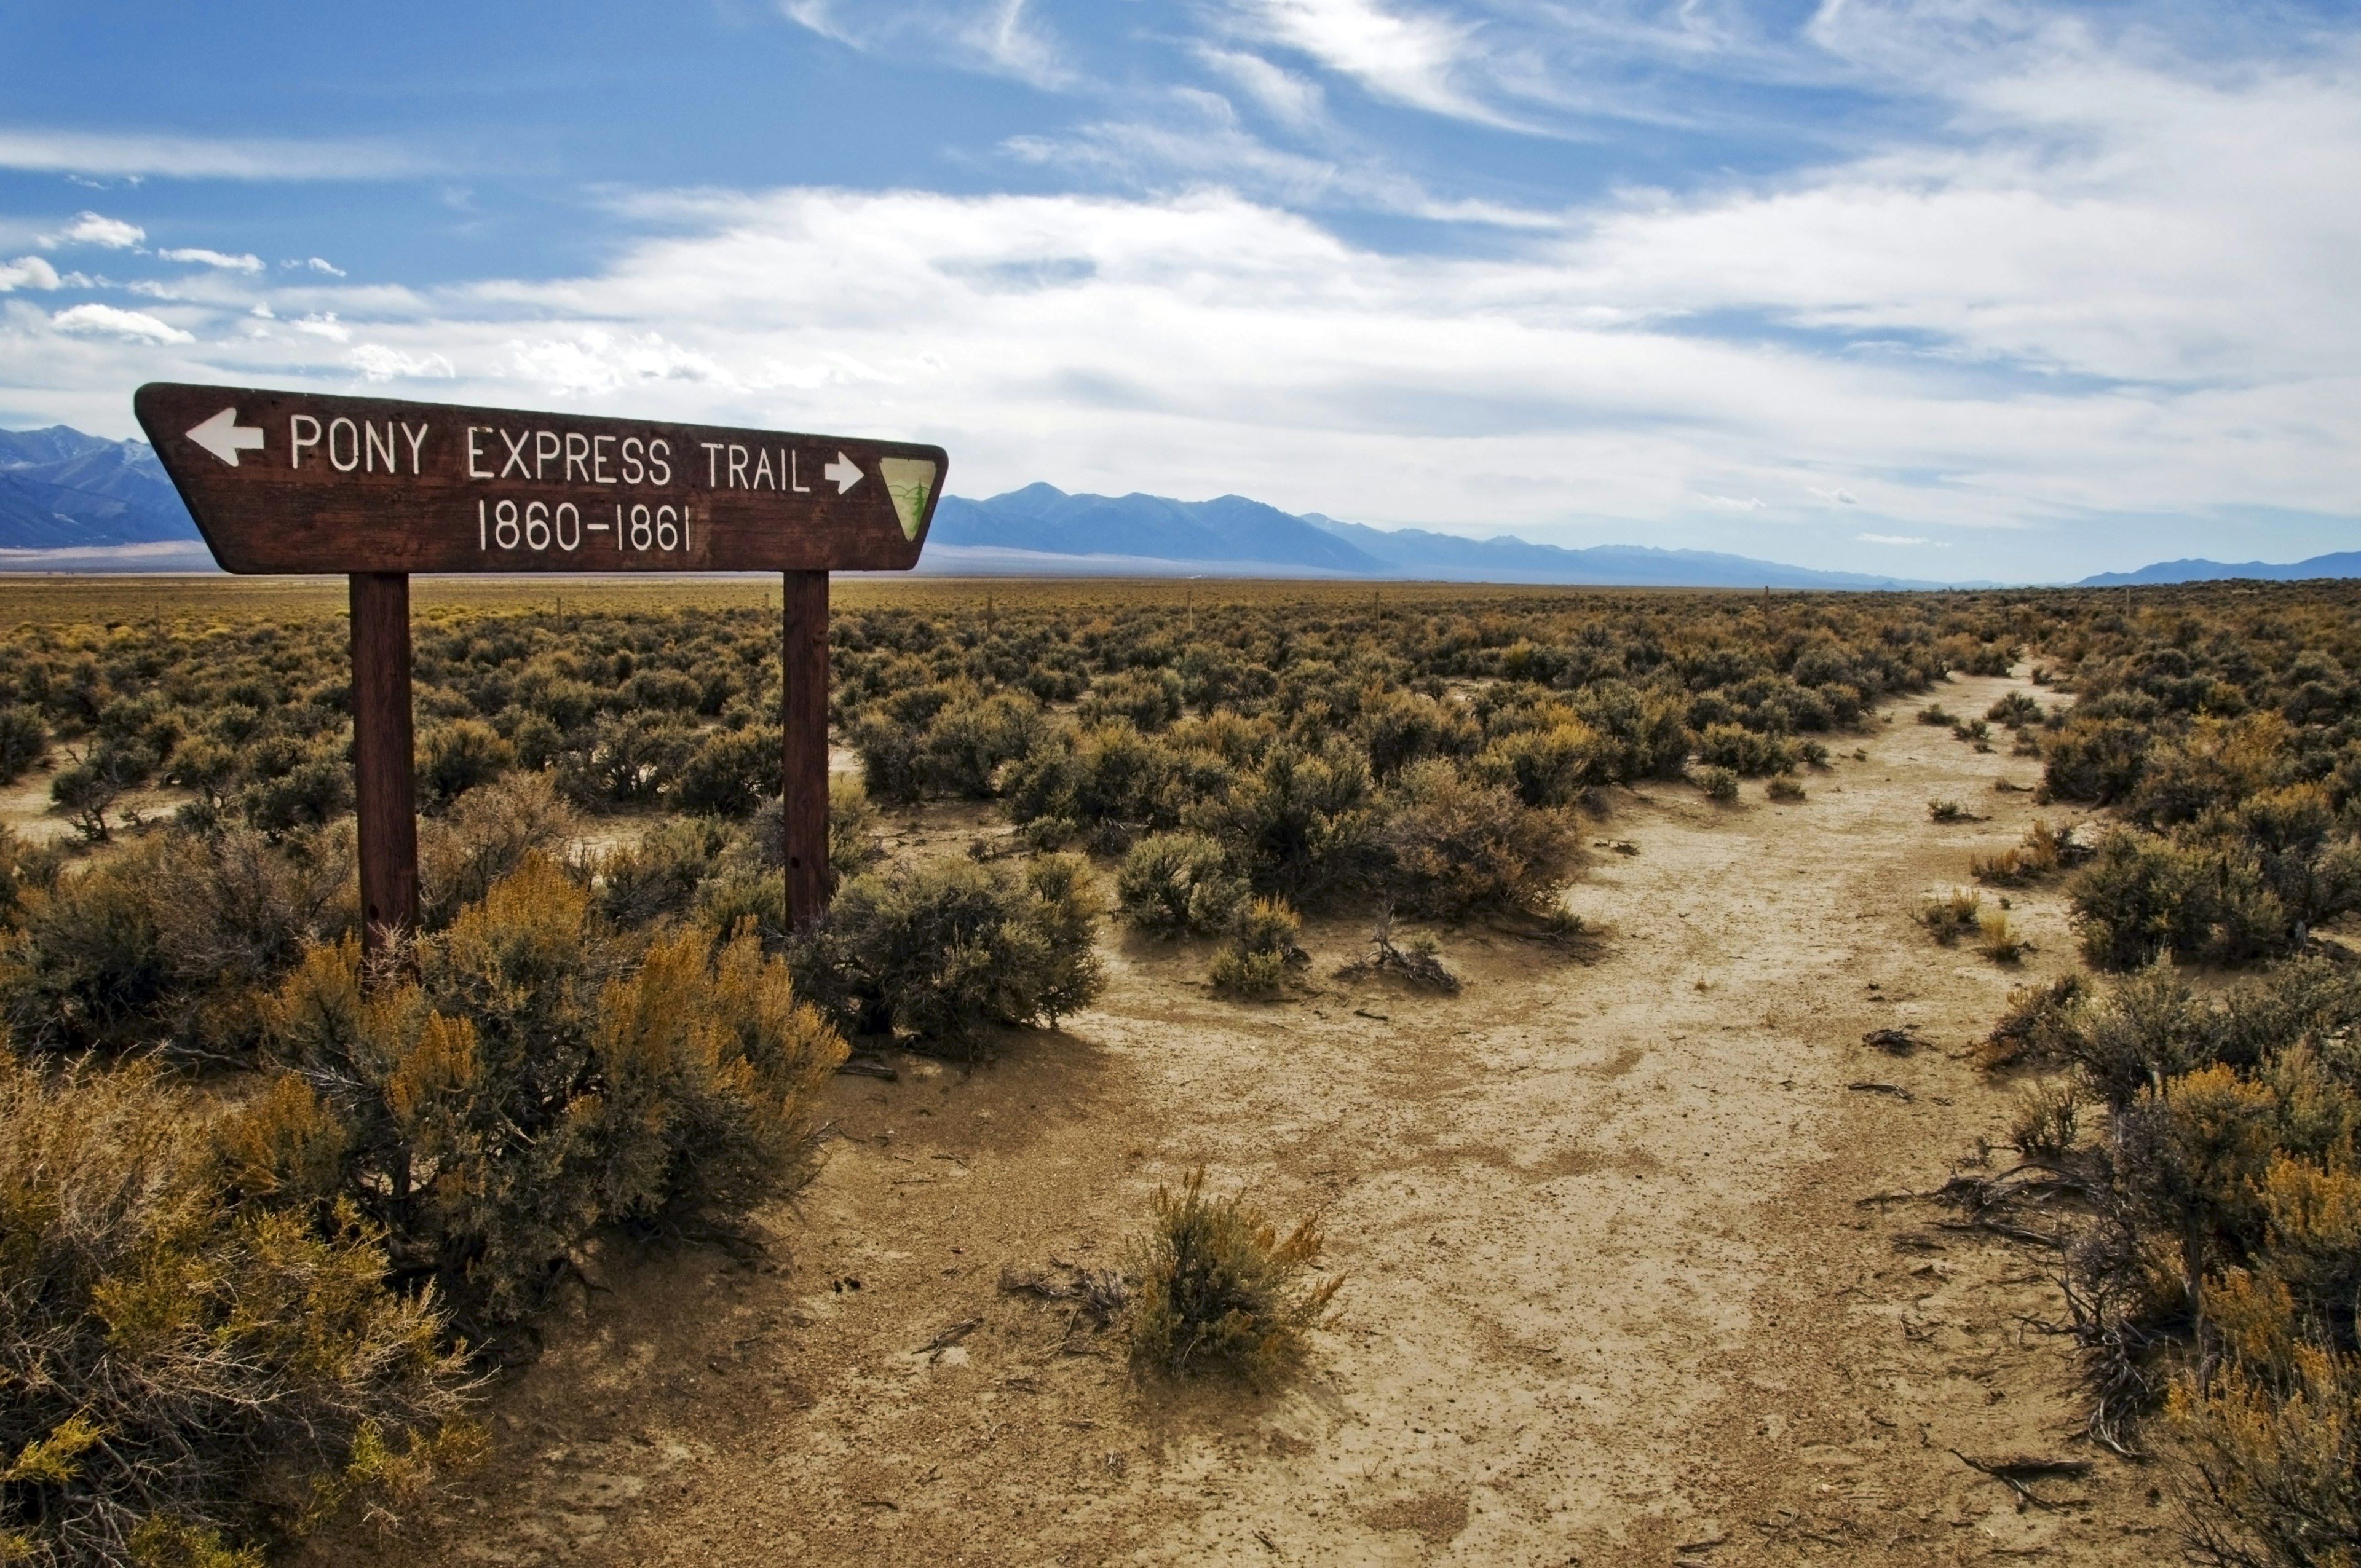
[349,572,419,957]
[781,570,831,929]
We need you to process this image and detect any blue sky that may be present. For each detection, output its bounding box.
[1,0,2356,581]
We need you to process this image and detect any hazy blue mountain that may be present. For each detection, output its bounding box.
[2079,552,2361,586]
[0,426,199,549]
[930,485,1383,572]
[1300,514,1969,589]
[925,484,1972,586]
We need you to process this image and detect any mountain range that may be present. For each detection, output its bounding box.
[923,485,1968,588]
[0,426,204,550]
[2078,552,2361,586]
[2,424,2354,588]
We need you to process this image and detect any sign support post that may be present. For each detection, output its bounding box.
[781,569,830,928]
[350,571,420,956]
[135,382,944,953]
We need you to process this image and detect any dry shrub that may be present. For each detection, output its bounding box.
[417,771,577,930]
[1336,907,1460,995]
[265,854,846,1328]
[1918,704,1957,726]
[1920,886,1984,944]
[1977,974,2086,1070]
[1928,799,1982,822]
[1115,831,1246,936]
[1376,758,1580,920]
[789,855,1104,1047]
[0,1055,475,1565]
[1766,776,1806,802]
[1126,1167,1341,1381]
[2008,1078,2081,1159]
[1978,908,2027,963]
[1209,896,1307,1000]
[1974,820,2065,886]
[2169,1336,2361,1568]
[0,825,353,1058]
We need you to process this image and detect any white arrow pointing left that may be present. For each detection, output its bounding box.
[187,407,266,467]
[822,452,863,495]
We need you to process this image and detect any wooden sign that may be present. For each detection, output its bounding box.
[131,382,948,949]
[133,382,947,573]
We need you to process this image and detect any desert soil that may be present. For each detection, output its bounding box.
[304,671,2175,1567]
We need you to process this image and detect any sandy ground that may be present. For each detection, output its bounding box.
[304,672,2175,1567]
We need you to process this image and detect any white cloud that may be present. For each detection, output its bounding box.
[1857,532,1939,545]
[0,256,59,292]
[350,344,456,381]
[1808,486,1859,505]
[159,246,264,272]
[49,302,192,344]
[291,312,350,342]
[49,212,144,249]
[0,127,427,180]
[300,256,346,277]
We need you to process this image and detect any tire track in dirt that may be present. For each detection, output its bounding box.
[309,672,2160,1567]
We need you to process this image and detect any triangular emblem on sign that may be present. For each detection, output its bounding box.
[878,457,936,542]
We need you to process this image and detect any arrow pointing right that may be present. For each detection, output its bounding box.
[822,452,863,495]
[187,406,266,467]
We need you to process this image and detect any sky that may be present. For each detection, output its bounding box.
[0,0,2355,583]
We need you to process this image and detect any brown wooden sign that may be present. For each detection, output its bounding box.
[133,382,947,573]
[130,382,947,949]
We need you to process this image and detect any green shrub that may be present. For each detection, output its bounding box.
[920,692,1046,797]
[1691,763,1739,802]
[1694,722,1799,777]
[1115,831,1246,936]
[1987,692,2043,726]
[1076,669,1184,733]
[2072,828,2294,971]
[675,725,781,817]
[1377,758,1580,920]
[593,817,734,929]
[850,712,922,804]
[2041,715,2151,805]
[1188,738,1374,904]
[417,719,514,811]
[1470,719,1613,807]
[0,704,45,782]
[1208,896,1305,1000]
[790,856,1104,1047]
[1126,1167,1340,1381]
[0,1055,475,1564]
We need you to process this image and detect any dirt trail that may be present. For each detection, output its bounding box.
[314,672,2170,1567]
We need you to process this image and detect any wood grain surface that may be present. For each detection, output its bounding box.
[135,382,946,574]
